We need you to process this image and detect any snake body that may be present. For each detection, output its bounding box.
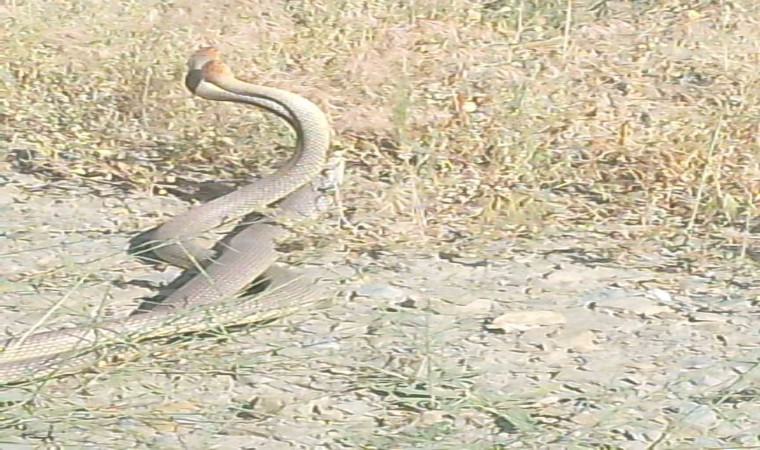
[0,48,330,383]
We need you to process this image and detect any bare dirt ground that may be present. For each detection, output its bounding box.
[1,0,758,448]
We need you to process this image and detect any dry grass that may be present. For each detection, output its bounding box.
[1,0,759,447]
[3,0,757,250]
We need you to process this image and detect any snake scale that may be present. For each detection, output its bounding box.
[0,48,330,383]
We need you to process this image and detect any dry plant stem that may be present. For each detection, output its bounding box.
[14,275,89,349]
[687,115,724,236]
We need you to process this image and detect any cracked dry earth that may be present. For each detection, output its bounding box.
[0,169,758,449]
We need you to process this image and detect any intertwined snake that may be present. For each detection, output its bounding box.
[0,48,331,383]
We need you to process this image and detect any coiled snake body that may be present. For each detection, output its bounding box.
[0,48,330,383]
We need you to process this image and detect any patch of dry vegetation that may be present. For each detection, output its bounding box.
[2,0,757,254]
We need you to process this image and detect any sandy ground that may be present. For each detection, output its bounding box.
[1,1,759,447]
[0,169,757,448]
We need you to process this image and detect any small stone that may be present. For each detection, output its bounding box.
[418,410,450,425]
[354,283,407,301]
[488,310,565,332]
[571,412,599,426]
[594,296,675,316]
[454,299,494,315]
[555,329,598,352]
[648,288,672,303]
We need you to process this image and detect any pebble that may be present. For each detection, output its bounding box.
[354,283,407,301]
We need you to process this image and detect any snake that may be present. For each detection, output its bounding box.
[0,48,331,383]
